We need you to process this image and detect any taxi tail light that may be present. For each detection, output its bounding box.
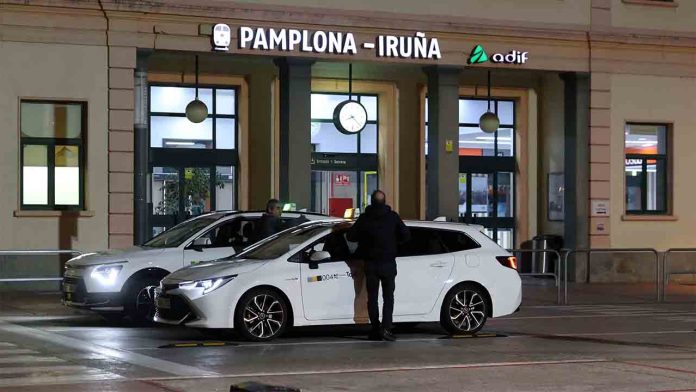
[496,256,518,271]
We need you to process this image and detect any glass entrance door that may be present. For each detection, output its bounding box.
[426,97,517,249]
[150,166,236,237]
[147,85,239,239]
[459,171,515,249]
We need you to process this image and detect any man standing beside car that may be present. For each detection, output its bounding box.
[347,190,410,341]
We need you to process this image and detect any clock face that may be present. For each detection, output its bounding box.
[333,100,368,135]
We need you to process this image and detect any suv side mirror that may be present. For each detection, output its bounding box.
[308,251,331,269]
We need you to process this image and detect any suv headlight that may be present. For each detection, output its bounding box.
[179,274,237,295]
[90,264,124,287]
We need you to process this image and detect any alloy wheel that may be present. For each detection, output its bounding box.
[242,294,285,339]
[134,286,155,321]
[448,289,486,332]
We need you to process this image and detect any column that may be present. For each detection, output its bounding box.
[561,73,591,281]
[589,72,612,248]
[133,49,151,245]
[107,46,137,249]
[274,58,314,210]
[247,70,275,209]
[424,66,461,220]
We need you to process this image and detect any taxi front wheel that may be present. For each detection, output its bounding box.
[234,288,289,342]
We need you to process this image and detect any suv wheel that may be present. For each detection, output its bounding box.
[234,288,289,342]
[124,278,161,323]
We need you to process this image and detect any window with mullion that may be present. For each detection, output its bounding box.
[20,101,85,210]
[149,85,237,150]
[310,93,378,154]
[624,123,670,215]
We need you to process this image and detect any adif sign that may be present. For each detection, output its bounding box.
[491,50,529,65]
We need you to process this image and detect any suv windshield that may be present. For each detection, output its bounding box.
[144,216,220,248]
[233,224,330,260]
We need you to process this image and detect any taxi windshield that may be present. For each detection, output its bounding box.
[232,224,329,260]
[144,216,220,248]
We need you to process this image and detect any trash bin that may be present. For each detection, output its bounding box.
[531,234,563,274]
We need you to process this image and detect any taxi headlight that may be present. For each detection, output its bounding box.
[90,264,124,287]
[179,274,237,295]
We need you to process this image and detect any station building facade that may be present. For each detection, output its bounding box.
[1,0,695,280]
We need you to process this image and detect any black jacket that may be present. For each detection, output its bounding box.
[346,204,410,262]
[252,213,285,243]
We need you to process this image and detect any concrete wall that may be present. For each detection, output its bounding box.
[612,0,696,33]
[238,0,592,26]
[610,74,696,250]
[0,42,109,252]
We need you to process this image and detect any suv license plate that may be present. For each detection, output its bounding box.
[156,297,171,309]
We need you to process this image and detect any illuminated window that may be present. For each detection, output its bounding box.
[20,101,85,210]
[624,123,669,215]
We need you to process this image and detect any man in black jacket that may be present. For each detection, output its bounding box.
[347,190,410,341]
[252,199,285,243]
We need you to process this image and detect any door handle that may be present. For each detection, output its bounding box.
[430,262,447,268]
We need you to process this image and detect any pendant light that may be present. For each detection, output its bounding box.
[185,55,208,123]
[479,70,500,133]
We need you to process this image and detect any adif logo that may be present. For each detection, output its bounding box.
[468,45,529,65]
[212,23,231,51]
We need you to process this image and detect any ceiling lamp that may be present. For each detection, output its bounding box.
[185,55,208,123]
[479,70,500,133]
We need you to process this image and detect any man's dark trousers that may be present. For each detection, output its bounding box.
[365,261,396,330]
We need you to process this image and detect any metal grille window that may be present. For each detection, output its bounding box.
[624,123,669,215]
[20,101,86,210]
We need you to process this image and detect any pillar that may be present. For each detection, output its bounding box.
[133,49,151,245]
[274,58,314,209]
[424,66,461,220]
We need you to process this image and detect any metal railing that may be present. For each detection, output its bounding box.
[562,248,660,305]
[508,249,562,305]
[662,248,696,302]
[0,250,83,283]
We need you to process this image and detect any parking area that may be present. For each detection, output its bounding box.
[0,290,692,392]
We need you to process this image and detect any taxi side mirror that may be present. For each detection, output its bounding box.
[308,251,331,269]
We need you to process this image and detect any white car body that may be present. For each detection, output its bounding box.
[62,211,330,314]
[154,221,522,336]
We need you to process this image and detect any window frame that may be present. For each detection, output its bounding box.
[624,122,671,216]
[19,100,87,211]
[310,92,379,155]
[310,92,380,213]
[148,84,239,151]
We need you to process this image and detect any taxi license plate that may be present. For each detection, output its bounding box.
[63,283,76,293]
[156,297,171,309]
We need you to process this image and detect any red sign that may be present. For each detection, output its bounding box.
[334,174,350,186]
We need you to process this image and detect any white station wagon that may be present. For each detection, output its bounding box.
[62,211,329,321]
[154,220,522,341]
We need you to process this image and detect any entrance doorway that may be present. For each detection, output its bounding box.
[426,97,516,248]
[310,93,378,217]
[148,85,239,238]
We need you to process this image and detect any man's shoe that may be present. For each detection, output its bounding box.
[368,330,383,341]
[381,328,397,342]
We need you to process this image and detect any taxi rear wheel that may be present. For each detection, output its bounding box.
[234,288,289,342]
[440,284,489,335]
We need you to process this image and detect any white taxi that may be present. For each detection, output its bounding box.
[154,220,522,341]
